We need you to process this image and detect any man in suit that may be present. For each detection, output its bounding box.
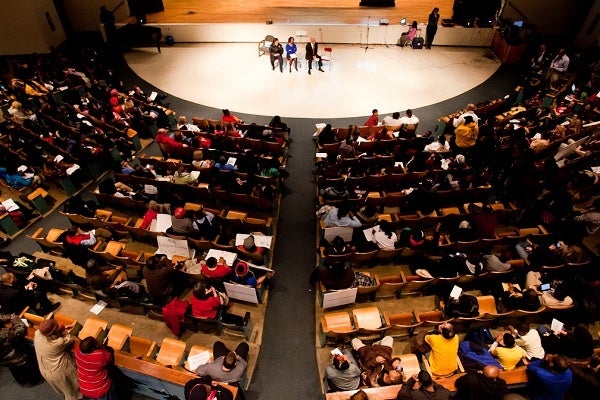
[305,37,324,75]
[0,272,59,315]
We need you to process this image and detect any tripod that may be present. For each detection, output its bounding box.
[364,16,371,52]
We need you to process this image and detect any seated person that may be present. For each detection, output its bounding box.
[229,260,271,288]
[416,322,459,377]
[236,235,268,257]
[190,208,218,241]
[169,207,193,236]
[142,254,175,305]
[322,204,362,228]
[173,165,198,185]
[0,164,42,189]
[569,353,600,398]
[488,332,528,370]
[323,235,354,259]
[351,335,403,387]
[189,282,228,320]
[515,239,583,267]
[370,220,398,250]
[195,340,249,384]
[201,257,232,281]
[84,259,127,291]
[0,272,60,315]
[356,204,378,226]
[309,261,355,290]
[325,349,362,392]
[398,370,451,400]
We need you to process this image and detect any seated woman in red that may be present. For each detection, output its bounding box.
[190,282,227,319]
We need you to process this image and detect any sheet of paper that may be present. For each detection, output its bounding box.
[156,236,192,259]
[149,91,158,101]
[235,234,273,248]
[315,123,326,129]
[449,285,462,300]
[90,300,108,315]
[190,170,200,180]
[315,152,328,158]
[288,53,298,59]
[227,157,237,166]
[363,225,381,241]
[551,318,564,333]
[54,155,64,163]
[66,165,80,175]
[153,213,172,233]
[331,348,343,356]
[186,350,211,371]
[206,249,237,266]
[2,198,19,212]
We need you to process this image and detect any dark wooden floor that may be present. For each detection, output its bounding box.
[124,0,454,25]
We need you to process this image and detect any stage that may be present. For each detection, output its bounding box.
[124,43,501,119]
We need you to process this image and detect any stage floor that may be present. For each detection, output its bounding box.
[124,43,501,119]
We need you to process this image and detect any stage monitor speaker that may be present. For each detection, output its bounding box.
[128,0,164,17]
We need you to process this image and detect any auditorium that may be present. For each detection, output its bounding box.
[0,1,599,400]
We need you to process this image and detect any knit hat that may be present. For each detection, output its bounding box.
[38,319,60,336]
[174,207,186,219]
[234,261,249,277]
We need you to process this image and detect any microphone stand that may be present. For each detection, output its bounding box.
[364,16,370,52]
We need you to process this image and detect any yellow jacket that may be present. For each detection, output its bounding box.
[454,122,479,149]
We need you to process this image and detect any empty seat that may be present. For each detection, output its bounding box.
[106,323,133,351]
[155,338,187,367]
[78,317,109,340]
[320,311,357,347]
[384,311,422,338]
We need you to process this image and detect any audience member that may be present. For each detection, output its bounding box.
[195,340,249,384]
[397,370,451,400]
[508,322,545,361]
[526,354,573,400]
[398,109,419,137]
[453,365,507,400]
[322,204,362,228]
[488,332,527,371]
[0,271,60,315]
[325,349,362,391]
[190,282,227,319]
[351,335,403,387]
[415,322,459,377]
[34,319,80,400]
[74,336,116,400]
[364,109,379,127]
[142,254,176,305]
[568,354,600,399]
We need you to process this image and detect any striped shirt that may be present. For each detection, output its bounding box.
[74,344,113,398]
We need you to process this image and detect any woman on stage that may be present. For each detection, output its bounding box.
[286,36,298,72]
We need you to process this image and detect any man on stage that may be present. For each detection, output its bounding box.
[306,37,324,75]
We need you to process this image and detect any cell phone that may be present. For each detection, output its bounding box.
[540,283,551,291]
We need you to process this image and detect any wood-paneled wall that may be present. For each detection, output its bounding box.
[129,0,454,26]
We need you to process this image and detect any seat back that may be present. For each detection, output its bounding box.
[78,317,109,340]
[156,338,187,367]
[106,323,133,351]
[128,335,157,358]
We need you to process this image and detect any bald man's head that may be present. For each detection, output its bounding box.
[482,365,500,379]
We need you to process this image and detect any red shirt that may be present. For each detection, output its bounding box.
[190,293,221,319]
[201,263,232,279]
[221,114,238,124]
[364,114,379,127]
[74,345,113,398]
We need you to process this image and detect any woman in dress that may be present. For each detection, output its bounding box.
[286,36,298,72]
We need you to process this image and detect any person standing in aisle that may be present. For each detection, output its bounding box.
[426,7,440,49]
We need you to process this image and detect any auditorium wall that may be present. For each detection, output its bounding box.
[0,0,66,55]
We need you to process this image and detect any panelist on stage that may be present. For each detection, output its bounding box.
[286,37,298,72]
[306,37,324,75]
[269,38,284,72]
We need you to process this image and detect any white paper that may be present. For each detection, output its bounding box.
[235,233,272,248]
[149,91,158,101]
[315,152,328,158]
[53,155,64,163]
[156,236,192,259]
[551,318,564,333]
[315,123,326,129]
[144,184,158,195]
[288,53,298,59]
[21,318,30,327]
[190,170,200,180]
[331,348,343,356]
[591,166,600,173]
[17,165,28,173]
[363,225,381,241]
[227,157,237,166]
[356,136,368,143]
[206,249,237,266]
[449,285,462,300]
[23,173,34,179]
[66,164,80,175]
[186,350,211,371]
[151,213,172,233]
[2,198,19,212]
[90,300,108,315]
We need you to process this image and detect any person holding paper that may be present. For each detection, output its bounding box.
[285,37,298,72]
[371,220,398,250]
[201,257,233,281]
[143,255,176,305]
[325,348,362,391]
[508,322,545,361]
[195,340,249,384]
[74,336,116,400]
[190,282,228,319]
[351,336,403,387]
[322,204,362,228]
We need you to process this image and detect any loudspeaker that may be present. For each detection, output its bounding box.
[128,0,164,17]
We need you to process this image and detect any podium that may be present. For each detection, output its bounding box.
[491,30,527,64]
